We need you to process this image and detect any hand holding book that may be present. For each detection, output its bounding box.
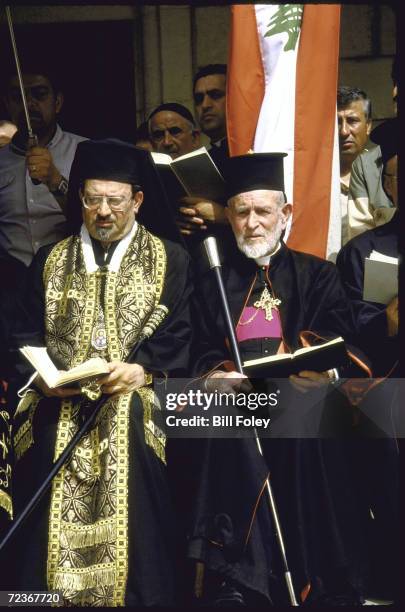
[97,361,149,395]
[178,197,228,235]
[289,370,331,394]
[20,346,110,390]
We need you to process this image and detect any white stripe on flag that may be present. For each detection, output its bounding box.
[327,117,342,262]
[253,4,302,207]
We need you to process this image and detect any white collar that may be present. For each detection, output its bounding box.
[80,221,138,273]
[47,124,63,149]
[254,242,281,267]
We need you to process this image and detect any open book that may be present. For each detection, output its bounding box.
[20,346,109,389]
[363,250,398,304]
[151,146,226,203]
[243,337,347,378]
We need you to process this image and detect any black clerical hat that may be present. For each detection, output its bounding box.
[69,138,144,187]
[223,153,287,199]
[370,119,398,163]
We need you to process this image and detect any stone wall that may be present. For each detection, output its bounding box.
[2,4,396,126]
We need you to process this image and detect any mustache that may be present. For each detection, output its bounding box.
[27,111,43,120]
[96,215,114,221]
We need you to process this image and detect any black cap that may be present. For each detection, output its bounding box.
[370,119,398,163]
[148,103,196,126]
[69,138,144,187]
[223,153,287,200]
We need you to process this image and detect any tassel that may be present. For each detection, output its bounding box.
[60,519,115,549]
[14,425,34,460]
[0,490,13,519]
[53,564,115,592]
[137,387,166,464]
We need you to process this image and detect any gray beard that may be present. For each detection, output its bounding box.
[95,227,113,242]
[236,223,283,259]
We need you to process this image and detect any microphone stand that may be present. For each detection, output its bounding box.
[0,304,168,554]
[203,236,299,606]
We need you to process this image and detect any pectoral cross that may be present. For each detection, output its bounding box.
[254,286,281,321]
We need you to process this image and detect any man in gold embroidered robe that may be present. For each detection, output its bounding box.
[4,140,192,606]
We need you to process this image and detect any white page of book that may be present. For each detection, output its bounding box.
[20,346,60,387]
[363,257,398,304]
[369,250,398,265]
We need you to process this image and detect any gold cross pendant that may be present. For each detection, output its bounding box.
[253,286,281,321]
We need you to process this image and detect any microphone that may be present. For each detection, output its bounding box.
[204,236,221,269]
[203,236,244,374]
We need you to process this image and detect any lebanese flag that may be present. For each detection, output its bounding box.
[227,4,341,261]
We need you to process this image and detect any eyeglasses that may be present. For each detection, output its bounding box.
[81,194,133,211]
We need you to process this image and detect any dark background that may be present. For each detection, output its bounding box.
[0,20,137,141]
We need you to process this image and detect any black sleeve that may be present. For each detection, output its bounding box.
[306,260,358,343]
[336,242,397,376]
[299,259,370,375]
[133,241,194,376]
[8,246,53,383]
[189,271,231,377]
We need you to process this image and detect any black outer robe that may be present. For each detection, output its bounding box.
[185,241,374,602]
[3,234,193,606]
[336,212,399,378]
[336,214,400,598]
[0,256,28,534]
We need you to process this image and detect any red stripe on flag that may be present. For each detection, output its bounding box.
[227,5,265,157]
[287,5,341,259]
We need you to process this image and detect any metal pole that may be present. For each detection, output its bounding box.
[5,6,35,142]
[203,236,299,606]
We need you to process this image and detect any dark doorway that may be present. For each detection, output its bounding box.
[0,19,137,141]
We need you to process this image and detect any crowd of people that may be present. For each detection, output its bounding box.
[0,55,399,607]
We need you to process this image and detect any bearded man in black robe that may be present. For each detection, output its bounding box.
[3,139,192,606]
[188,153,373,606]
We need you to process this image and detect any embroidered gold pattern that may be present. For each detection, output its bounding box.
[44,226,167,605]
[0,408,12,518]
[0,489,12,517]
[137,387,166,465]
[14,392,41,461]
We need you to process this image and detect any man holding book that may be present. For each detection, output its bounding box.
[148,102,201,160]
[337,118,398,378]
[176,65,231,242]
[5,139,193,605]
[189,153,372,605]
[336,120,399,601]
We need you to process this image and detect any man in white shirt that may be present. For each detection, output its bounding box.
[337,86,372,245]
[0,67,86,265]
[346,58,397,241]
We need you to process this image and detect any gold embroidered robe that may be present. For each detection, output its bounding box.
[8,224,192,606]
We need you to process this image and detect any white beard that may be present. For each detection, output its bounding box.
[236,218,284,259]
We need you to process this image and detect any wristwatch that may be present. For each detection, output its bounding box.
[51,176,69,197]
